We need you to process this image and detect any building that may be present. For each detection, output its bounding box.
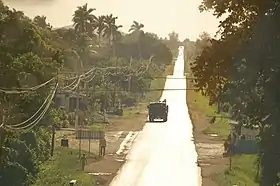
[229,120,259,154]
[55,91,87,112]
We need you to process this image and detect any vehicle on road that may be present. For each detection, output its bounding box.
[147,101,168,122]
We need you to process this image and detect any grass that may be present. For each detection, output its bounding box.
[185,59,258,186]
[187,84,258,186]
[88,123,106,131]
[143,64,173,102]
[191,90,258,186]
[32,147,95,186]
[190,89,229,140]
[211,154,258,186]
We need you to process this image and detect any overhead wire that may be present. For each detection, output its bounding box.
[81,71,98,83]
[0,61,150,94]
[68,77,81,91]
[60,66,96,81]
[5,88,54,127]
[5,83,58,131]
[0,58,156,130]
[62,78,79,89]
[110,60,152,87]
[0,77,56,94]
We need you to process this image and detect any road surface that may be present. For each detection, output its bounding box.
[110,46,202,186]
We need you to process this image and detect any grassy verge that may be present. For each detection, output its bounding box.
[187,81,257,186]
[191,90,258,186]
[143,64,173,102]
[211,154,258,186]
[32,148,95,186]
[189,88,229,140]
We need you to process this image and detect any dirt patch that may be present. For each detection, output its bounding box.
[85,155,125,186]
[106,104,148,131]
[187,86,228,186]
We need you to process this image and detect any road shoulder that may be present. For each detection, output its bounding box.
[187,89,228,186]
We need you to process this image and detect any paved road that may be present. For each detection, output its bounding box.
[110,46,202,186]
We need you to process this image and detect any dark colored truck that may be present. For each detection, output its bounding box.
[147,102,168,122]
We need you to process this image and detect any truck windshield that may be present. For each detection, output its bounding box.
[149,103,165,109]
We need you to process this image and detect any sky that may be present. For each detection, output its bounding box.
[4,0,220,41]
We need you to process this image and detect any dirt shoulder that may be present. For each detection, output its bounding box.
[186,86,228,186]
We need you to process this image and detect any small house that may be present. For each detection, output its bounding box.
[55,91,88,112]
[229,120,258,154]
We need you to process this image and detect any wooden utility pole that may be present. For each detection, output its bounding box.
[50,125,55,156]
[76,68,81,158]
[51,72,59,157]
[128,57,132,94]
[0,112,5,159]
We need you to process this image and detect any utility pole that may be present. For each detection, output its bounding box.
[50,124,55,157]
[128,57,132,94]
[51,71,59,157]
[103,74,106,122]
[0,112,5,158]
[76,67,81,158]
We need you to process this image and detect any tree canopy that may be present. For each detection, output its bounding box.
[192,0,280,185]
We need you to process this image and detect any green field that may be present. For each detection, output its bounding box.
[32,148,95,186]
[212,154,258,186]
[191,91,229,140]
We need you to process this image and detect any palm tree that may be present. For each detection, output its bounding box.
[12,9,24,20]
[94,15,106,45]
[33,15,51,29]
[129,21,144,33]
[129,21,144,59]
[103,14,118,45]
[111,24,122,56]
[112,25,123,43]
[72,3,95,35]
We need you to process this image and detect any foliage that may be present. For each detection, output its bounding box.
[32,147,93,186]
[212,155,258,186]
[0,1,173,185]
[192,0,280,185]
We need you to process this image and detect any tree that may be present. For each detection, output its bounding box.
[0,3,63,185]
[72,3,96,35]
[33,15,51,29]
[164,31,180,56]
[103,14,118,45]
[168,31,179,42]
[94,15,105,45]
[103,14,122,56]
[193,0,280,185]
[129,21,144,59]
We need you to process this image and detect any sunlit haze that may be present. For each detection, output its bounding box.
[4,0,219,41]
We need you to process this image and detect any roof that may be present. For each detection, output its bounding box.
[228,120,239,125]
[149,102,166,105]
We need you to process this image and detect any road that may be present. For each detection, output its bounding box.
[110,46,202,186]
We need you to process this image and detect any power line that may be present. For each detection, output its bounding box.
[0,77,56,94]
[59,88,199,92]
[4,83,58,131]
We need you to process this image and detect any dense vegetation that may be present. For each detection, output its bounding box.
[0,1,173,185]
[191,0,280,185]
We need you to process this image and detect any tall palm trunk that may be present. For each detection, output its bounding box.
[98,33,101,45]
[137,42,142,59]
[137,32,143,59]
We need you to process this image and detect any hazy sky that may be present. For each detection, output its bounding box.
[4,0,220,41]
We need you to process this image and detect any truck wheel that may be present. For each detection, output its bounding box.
[163,116,167,122]
[149,116,153,122]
